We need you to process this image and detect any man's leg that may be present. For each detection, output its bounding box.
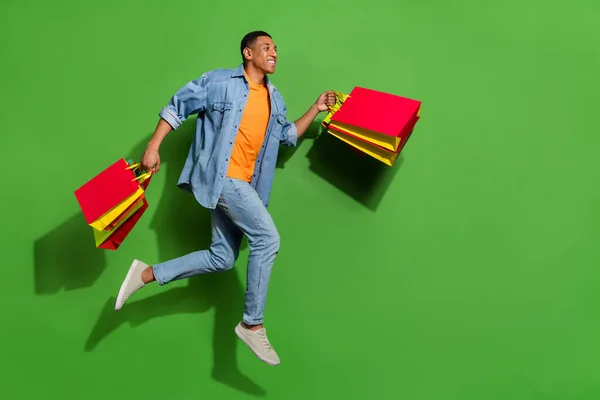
[114,206,243,310]
[152,207,244,285]
[216,178,282,366]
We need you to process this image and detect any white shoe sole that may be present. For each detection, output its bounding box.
[235,324,280,366]
[115,259,143,311]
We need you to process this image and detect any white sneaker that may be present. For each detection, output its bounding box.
[115,259,148,310]
[235,322,281,366]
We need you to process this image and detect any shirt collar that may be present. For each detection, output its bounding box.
[232,63,272,88]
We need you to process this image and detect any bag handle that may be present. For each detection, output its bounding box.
[322,91,349,126]
[327,90,349,112]
[133,171,153,183]
[333,90,348,103]
[126,162,153,184]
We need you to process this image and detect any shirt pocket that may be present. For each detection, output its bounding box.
[210,101,234,132]
[270,113,288,142]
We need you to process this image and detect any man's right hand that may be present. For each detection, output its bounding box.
[141,147,160,173]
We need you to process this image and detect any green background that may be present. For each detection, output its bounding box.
[2,0,599,398]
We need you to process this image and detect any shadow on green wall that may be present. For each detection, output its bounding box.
[277,119,402,211]
[305,122,402,211]
[33,213,107,295]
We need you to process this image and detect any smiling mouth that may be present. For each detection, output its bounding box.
[267,60,276,65]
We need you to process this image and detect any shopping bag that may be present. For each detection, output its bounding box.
[103,161,152,231]
[328,86,421,152]
[323,91,350,126]
[74,159,152,231]
[326,124,410,166]
[322,87,421,166]
[91,162,153,250]
[104,195,145,231]
[93,197,145,246]
[95,198,149,250]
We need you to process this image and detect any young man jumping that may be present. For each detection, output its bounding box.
[113,30,335,366]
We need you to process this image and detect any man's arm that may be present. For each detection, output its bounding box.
[280,91,336,147]
[295,91,336,137]
[293,103,321,138]
[140,118,172,172]
[140,72,211,172]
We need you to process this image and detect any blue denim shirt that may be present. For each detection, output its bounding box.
[158,64,298,209]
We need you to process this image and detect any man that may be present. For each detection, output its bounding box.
[113,31,336,366]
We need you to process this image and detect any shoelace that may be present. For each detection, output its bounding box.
[257,329,272,351]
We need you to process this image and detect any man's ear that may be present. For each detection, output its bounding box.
[244,47,252,61]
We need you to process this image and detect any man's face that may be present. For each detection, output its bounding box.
[246,36,278,74]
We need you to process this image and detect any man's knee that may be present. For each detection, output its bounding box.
[247,224,280,253]
[264,225,281,254]
[209,247,238,271]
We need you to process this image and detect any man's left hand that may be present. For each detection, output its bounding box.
[315,91,337,112]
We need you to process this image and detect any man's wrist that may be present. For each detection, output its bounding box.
[309,103,322,116]
[146,141,161,152]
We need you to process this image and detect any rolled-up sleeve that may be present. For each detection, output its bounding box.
[159,72,210,130]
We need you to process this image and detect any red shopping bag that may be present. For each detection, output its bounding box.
[328,86,421,153]
[75,158,153,250]
[74,158,150,231]
[90,164,153,250]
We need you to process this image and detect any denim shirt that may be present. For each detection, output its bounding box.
[158,64,298,209]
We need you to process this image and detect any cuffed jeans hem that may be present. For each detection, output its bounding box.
[151,266,167,286]
[242,317,264,326]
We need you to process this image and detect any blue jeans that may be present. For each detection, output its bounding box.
[152,177,281,325]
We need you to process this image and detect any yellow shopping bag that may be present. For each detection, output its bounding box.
[326,126,401,166]
[92,198,145,246]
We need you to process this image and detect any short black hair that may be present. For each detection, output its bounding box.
[240,30,272,63]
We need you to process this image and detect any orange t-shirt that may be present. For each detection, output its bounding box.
[226,73,271,182]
